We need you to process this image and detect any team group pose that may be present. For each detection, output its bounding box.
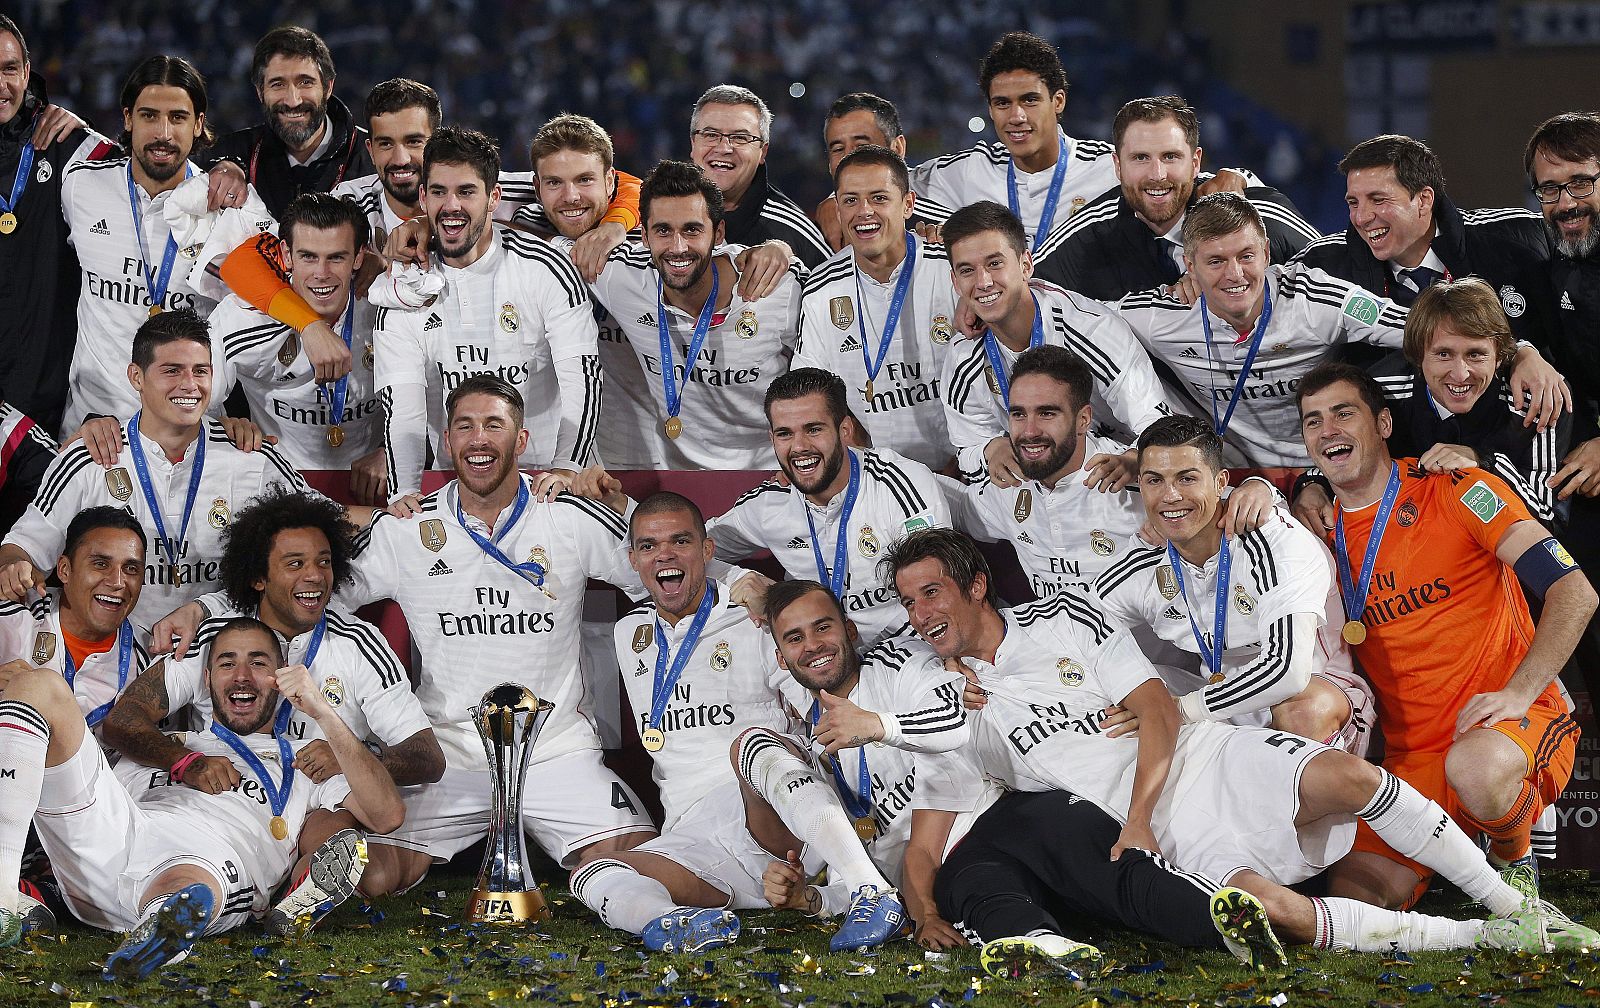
[2,14,1600,984]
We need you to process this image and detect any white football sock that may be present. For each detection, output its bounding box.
[0,701,50,916]
[737,730,890,894]
[1357,769,1522,916]
[569,858,677,936]
[1311,896,1483,951]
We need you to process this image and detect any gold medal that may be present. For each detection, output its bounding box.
[641,727,666,752]
[1342,620,1367,646]
[664,416,683,440]
[327,424,345,448]
[149,304,163,317]
[864,379,874,402]
[270,815,288,841]
[854,816,878,842]
[0,212,16,234]
[1208,672,1226,685]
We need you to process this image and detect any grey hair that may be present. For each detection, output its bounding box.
[692,84,772,142]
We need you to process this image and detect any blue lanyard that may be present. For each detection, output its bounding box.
[0,142,34,216]
[981,293,1045,409]
[209,703,295,821]
[1166,540,1230,681]
[856,233,916,384]
[126,163,189,313]
[1008,134,1069,253]
[1333,463,1402,626]
[300,616,327,669]
[1198,284,1274,437]
[805,452,861,600]
[321,296,355,428]
[809,698,873,819]
[647,582,718,733]
[126,413,206,571]
[455,478,549,589]
[656,263,720,421]
[64,620,135,728]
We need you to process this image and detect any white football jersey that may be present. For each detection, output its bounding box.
[1112,262,1406,467]
[708,447,951,645]
[795,235,958,470]
[588,244,801,470]
[341,476,640,770]
[373,225,601,496]
[909,136,1118,248]
[0,592,151,729]
[210,294,381,470]
[4,419,311,627]
[942,280,1170,481]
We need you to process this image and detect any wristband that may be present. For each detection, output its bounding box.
[170,750,203,781]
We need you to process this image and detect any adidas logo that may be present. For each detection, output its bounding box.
[839,333,863,352]
[1016,531,1034,545]
[786,536,808,549]
[90,218,110,236]
[1179,346,1201,359]
[634,660,649,677]
[427,558,453,576]
[638,313,656,326]
[1561,291,1575,311]
[1161,605,1183,620]
[423,313,443,331]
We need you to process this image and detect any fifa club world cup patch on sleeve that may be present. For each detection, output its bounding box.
[1343,294,1381,325]
[1460,480,1506,524]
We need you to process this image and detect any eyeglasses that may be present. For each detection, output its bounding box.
[1531,175,1598,204]
[691,127,763,148]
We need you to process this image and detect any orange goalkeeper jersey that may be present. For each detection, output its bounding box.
[1328,461,1546,755]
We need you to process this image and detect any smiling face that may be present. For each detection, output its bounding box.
[1345,166,1435,267]
[894,557,990,660]
[424,160,499,265]
[825,109,900,176]
[287,222,362,323]
[367,105,431,208]
[57,527,145,640]
[835,161,912,262]
[645,192,722,293]
[254,526,333,637]
[129,338,212,428]
[535,147,615,240]
[1298,379,1395,493]
[1185,225,1269,331]
[123,83,204,186]
[1419,320,1498,415]
[987,70,1064,169]
[1115,118,1201,230]
[1008,371,1088,483]
[772,588,860,695]
[208,625,284,736]
[1531,147,1600,258]
[444,392,528,498]
[1138,445,1226,548]
[258,54,330,152]
[0,30,28,127]
[767,392,848,499]
[690,102,766,206]
[949,229,1032,328]
[628,507,714,620]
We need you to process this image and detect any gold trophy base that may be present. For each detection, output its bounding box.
[468,887,551,924]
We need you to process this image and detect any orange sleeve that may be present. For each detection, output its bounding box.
[1443,467,1535,552]
[602,170,641,231]
[218,233,322,333]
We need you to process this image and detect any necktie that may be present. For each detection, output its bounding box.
[1393,265,1442,307]
[1155,233,1183,284]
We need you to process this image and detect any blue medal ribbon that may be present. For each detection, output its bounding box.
[455,478,549,589]
[64,620,135,728]
[299,616,327,669]
[1333,462,1402,629]
[126,413,206,574]
[1198,284,1274,437]
[321,295,355,433]
[805,452,861,600]
[856,233,916,389]
[981,292,1045,409]
[1007,134,1069,254]
[209,702,295,826]
[646,582,718,735]
[126,163,190,313]
[1165,540,1230,682]
[656,262,720,423]
[0,142,34,218]
[808,698,874,819]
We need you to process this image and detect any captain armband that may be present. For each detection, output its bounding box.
[1514,537,1581,598]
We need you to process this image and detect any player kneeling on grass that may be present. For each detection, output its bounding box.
[0,617,403,980]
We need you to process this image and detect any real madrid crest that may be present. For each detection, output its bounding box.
[930,315,953,345]
[528,545,550,572]
[1396,501,1418,528]
[1057,657,1084,687]
[322,676,345,708]
[1090,529,1114,557]
[1156,565,1179,601]
[32,631,55,665]
[632,623,652,653]
[858,524,880,558]
[208,497,231,529]
[105,467,134,502]
[830,296,854,330]
[499,302,519,333]
[420,518,447,552]
[1069,196,1087,215]
[736,308,758,340]
[711,640,733,671]
[180,243,200,260]
[1233,585,1254,616]
[35,160,51,184]
[1014,488,1032,522]
[363,342,375,370]
[985,366,1002,397]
